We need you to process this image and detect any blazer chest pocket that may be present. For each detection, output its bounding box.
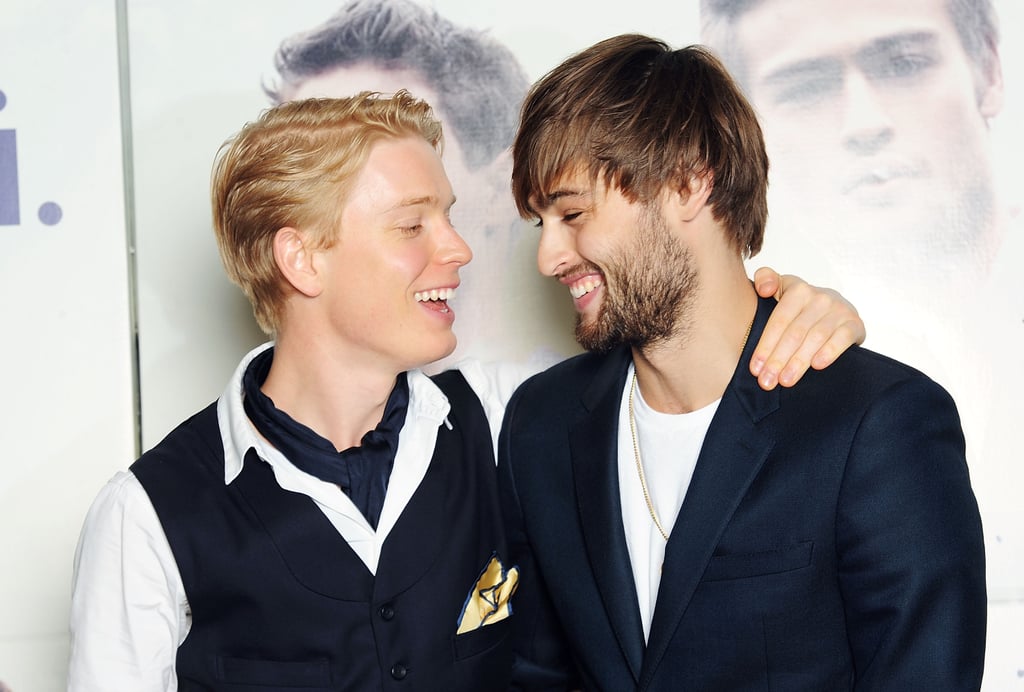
[702,541,813,582]
[453,614,511,661]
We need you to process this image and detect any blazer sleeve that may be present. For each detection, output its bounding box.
[836,375,986,690]
[497,384,581,692]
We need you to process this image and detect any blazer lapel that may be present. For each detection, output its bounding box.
[570,347,646,683]
[639,297,781,689]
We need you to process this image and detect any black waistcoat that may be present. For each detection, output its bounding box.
[132,371,513,691]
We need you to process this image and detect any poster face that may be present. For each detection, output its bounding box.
[700,0,1024,606]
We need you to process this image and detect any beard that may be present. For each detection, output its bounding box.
[575,206,698,353]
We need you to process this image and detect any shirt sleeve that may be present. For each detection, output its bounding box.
[68,471,188,692]
[456,359,541,462]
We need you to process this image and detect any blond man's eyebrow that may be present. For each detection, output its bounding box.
[384,194,457,212]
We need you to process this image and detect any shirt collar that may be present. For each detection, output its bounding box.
[216,342,451,485]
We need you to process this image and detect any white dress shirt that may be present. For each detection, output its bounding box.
[67,343,534,692]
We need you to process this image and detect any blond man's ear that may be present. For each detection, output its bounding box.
[273,226,323,298]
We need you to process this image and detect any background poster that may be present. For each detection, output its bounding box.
[0,0,1019,688]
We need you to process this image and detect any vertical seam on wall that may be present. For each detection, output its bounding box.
[115,0,142,457]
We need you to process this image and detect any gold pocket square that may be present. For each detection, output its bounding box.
[456,552,520,634]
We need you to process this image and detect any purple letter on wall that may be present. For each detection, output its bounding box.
[0,129,18,226]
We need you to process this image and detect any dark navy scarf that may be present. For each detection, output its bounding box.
[241,347,409,530]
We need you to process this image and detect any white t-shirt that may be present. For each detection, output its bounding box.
[617,362,719,641]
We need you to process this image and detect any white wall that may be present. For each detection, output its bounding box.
[0,2,135,690]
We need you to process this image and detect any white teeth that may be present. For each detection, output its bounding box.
[415,288,455,302]
[569,279,601,299]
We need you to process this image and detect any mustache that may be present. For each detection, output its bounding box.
[556,262,603,281]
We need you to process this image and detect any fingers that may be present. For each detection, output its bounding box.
[752,266,781,298]
[749,274,865,390]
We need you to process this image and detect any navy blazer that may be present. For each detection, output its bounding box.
[499,296,986,691]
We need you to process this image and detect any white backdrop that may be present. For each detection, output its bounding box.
[0,2,135,690]
[0,0,1020,689]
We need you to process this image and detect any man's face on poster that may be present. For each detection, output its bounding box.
[731,0,1002,273]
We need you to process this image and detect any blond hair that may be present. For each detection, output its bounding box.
[211,91,442,333]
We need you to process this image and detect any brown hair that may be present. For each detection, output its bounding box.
[211,91,442,334]
[512,35,767,257]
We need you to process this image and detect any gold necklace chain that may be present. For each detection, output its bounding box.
[628,373,670,540]
[628,316,755,542]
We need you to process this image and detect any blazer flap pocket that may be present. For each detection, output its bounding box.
[702,541,813,582]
